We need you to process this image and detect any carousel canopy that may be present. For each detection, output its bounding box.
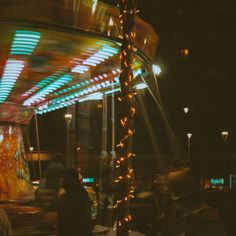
[0,0,158,116]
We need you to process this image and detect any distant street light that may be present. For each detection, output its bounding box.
[221,130,229,177]
[64,113,72,124]
[152,64,161,76]
[29,146,36,179]
[221,131,229,143]
[186,133,192,160]
[65,113,73,167]
[183,107,189,114]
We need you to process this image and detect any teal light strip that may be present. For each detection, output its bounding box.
[72,44,119,73]
[0,59,25,102]
[10,30,41,56]
[35,68,142,114]
[22,69,67,98]
[23,74,72,106]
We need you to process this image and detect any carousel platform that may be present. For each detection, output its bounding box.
[0,200,144,236]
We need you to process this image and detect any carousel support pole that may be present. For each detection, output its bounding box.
[100,94,109,175]
[99,94,109,224]
[110,83,117,164]
[34,113,42,180]
[65,112,73,167]
[116,1,137,235]
[29,146,36,180]
[106,83,117,226]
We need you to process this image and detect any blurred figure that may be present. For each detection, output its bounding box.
[45,153,65,190]
[57,168,92,236]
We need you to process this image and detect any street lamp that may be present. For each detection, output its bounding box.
[29,146,36,179]
[65,113,73,167]
[221,130,229,143]
[186,133,192,160]
[64,113,72,124]
[221,130,229,177]
[183,107,189,114]
[152,64,161,76]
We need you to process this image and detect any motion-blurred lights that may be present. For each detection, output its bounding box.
[23,74,72,105]
[81,92,103,101]
[135,83,148,90]
[0,59,25,102]
[92,0,98,14]
[11,30,41,55]
[152,64,161,76]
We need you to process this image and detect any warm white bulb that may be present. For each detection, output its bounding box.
[221,131,229,141]
[64,113,72,123]
[186,133,192,139]
[183,107,189,113]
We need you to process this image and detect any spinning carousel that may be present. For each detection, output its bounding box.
[0,0,158,200]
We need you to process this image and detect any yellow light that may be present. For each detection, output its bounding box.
[183,48,189,56]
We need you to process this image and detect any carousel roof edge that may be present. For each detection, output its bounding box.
[0,0,158,60]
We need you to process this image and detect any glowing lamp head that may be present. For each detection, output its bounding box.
[152,64,161,76]
[29,146,34,152]
[221,131,229,141]
[183,107,189,114]
[186,133,192,139]
[64,113,72,124]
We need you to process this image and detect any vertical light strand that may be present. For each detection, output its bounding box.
[115,1,138,235]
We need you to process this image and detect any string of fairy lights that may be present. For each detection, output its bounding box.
[115,0,139,233]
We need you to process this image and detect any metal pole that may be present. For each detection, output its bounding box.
[65,113,73,167]
[99,94,109,180]
[187,138,191,160]
[110,83,116,163]
[99,94,109,224]
[66,122,70,167]
[30,150,36,180]
[186,133,192,160]
[109,84,116,211]
[34,114,42,179]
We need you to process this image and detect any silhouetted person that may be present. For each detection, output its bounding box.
[57,168,92,236]
[45,153,65,190]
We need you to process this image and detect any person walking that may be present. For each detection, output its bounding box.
[57,168,92,236]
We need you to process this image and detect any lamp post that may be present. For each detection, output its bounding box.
[183,107,191,160]
[221,130,229,177]
[29,146,36,180]
[186,133,192,160]
[65,113,72,167]
[221,130,229,143]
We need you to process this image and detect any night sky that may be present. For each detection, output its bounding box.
[138,0,236,155]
